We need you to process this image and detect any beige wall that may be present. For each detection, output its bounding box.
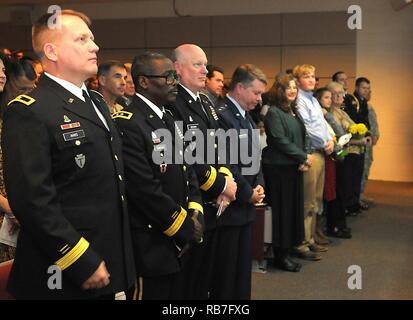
[356,1,413,182]
[78,12,357,90]
[0,0,412,181]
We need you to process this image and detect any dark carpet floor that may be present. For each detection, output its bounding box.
[251,180,413,300]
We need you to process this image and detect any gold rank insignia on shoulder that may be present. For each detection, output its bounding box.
[112,110,133,120]
[7,94,36,107]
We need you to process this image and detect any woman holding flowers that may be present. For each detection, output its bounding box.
[327,82,370,226]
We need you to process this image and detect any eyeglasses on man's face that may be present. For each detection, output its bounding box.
[139,71,179,86]
[332,92,344,98]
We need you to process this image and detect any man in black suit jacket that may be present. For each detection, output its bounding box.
[171,44,237,299]
[1,10,135,299]
[113,52,204,300]
[212,64,267,299]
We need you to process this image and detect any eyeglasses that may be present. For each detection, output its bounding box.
[138,71,179,86]
[332,93,344,97]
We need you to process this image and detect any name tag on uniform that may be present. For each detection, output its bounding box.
[239,133,248,139]
[187,123,199,130]
[63,129,85,141]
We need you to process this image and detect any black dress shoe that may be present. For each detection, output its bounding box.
[327,229,352,239]
[274,257,301,272]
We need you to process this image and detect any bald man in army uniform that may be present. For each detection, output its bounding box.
[171,44,237,299]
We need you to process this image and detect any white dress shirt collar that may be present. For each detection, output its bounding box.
[44,72,110,130]
[226,94,246,118]
[44,72,88,101]
[179,83,199,102]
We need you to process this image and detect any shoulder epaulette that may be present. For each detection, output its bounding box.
[112,110,133,120]
[7,94,36,107]
[216,104,228,113]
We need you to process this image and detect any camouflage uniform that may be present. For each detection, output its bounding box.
[361,104,380,193]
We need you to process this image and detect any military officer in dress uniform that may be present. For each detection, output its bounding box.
[1,10,135,299]
[343,77,372,214]
[113,52,204,300]
[170,44,237,299]
[212,64,266,300]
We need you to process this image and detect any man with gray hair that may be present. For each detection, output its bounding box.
[97,60,127,114]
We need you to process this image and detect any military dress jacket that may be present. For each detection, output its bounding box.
[1,74,136,299]
[113,94,203,277]
[171,85,234,228]
[215,97,264,226]
[344,92,370,129]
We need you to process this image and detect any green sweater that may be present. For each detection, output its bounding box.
[262,106,308,165]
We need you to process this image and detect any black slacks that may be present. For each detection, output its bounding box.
[210,223,253,300]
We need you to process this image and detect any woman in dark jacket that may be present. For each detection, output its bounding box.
[262,74,312,272]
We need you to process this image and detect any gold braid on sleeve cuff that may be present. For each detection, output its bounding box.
[219,166,233,179]
[200,166,217,191]
[55,237,90,271]
[188,202,203,214]
[164,207,187,237]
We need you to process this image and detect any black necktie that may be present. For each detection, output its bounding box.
[82,90,95,109]
[240,113,250,129]
[162,109,176,134]
[83,90,111,131]
[83,90,107,115]
[197,97,211,122]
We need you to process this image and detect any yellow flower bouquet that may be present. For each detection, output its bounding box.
[348,123,369,154]
[349,123,368,139]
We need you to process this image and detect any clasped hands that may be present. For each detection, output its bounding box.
[213,176,237,213]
